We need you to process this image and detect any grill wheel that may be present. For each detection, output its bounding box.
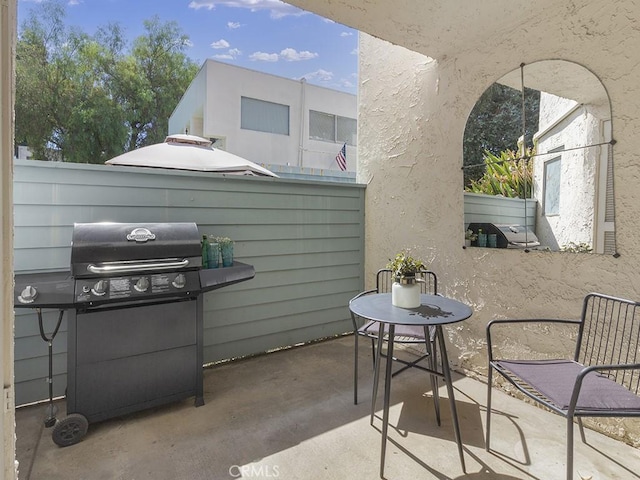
[52,413,89,447]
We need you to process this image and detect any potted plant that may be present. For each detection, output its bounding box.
[214,236,234,267]
[464,229,477,247]
[386,250,425,308]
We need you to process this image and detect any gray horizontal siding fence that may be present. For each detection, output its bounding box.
[13,160,365,406]
[464,192,537,228]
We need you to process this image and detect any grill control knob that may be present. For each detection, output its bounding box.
[18,285,38,304]
[91,280,108,296]
[134,276,150,293]
[172,274,186,289]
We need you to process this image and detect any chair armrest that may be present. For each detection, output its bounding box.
[349,289,377,330]
[569,362,640,413]
[349,289,376,305]
[486,318,580,361]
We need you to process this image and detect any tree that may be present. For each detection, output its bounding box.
[98,16,199,151]
[462,83,540,187]
[15,2,198,162]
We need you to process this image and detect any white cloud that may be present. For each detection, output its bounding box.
[68,0,81,5]
[210,39,230,49]
[299,69,333,82]
[340,32,353,37]
[188,0,308,19]
[227,21,242,29]
[351,48,358,55]
[339,78,355,88]
[212,47,242,60]
[247,48,318,63]
[279,48,317,62]
[249,51,279,62]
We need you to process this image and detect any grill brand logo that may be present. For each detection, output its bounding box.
[126,227,156,243]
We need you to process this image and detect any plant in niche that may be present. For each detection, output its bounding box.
[465,229,478,242]
[387,250,425,280]
[561,242,592,253]
[465,148,534,199]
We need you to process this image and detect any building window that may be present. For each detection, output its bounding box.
[241,97,289,135]
[544,155,562,216]
[309,110,357,146]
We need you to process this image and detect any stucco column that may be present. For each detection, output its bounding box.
[0,0,16,478]
[358,34,465,286]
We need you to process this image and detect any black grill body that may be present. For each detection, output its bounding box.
[14,222,255,445]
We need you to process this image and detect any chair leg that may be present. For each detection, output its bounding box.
[567,416,574,480]
[370,338,376,369]
[577,417,586,443]
[486,363,493,451]
[371,325,384,425]
[424,327,441,426]
[354,332,359,405]
[432,338,441,425]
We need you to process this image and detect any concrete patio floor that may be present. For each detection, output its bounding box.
[15,335,640,480]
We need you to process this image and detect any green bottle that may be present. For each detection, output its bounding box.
[201,235,209,269]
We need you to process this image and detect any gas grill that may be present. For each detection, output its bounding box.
[14,222,255,446]
[467,222,541,249]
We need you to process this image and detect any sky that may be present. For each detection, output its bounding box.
[17,0,359,95]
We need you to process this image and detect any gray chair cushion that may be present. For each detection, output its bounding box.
[497,359,640,411]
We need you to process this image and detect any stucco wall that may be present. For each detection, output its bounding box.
[357,9,640,443]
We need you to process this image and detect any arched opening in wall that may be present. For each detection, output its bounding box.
[462,60,616,255]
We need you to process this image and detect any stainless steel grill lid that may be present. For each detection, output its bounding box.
[70,222,202,277]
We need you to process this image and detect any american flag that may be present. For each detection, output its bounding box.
[335,143,347,171]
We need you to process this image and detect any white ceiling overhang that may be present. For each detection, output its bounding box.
[285,1,561,61]
[286,1,609,108]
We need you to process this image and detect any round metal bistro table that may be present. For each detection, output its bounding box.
[349,293,473,478]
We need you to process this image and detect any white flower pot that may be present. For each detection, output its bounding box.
[391,281,421,308]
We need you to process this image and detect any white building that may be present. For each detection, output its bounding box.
[169,60,357,178]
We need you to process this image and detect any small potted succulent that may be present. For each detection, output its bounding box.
[386,250,425,308]
[214,236,234,267]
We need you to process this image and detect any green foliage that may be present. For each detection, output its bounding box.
[560,242,593,253]
[386,251,425,278]
[465,148,533,199]
[15,1,198,162]
[210,236,233,246]
[463,83,540,188]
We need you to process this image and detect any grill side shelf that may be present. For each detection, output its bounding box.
[199,262,255,293]
[14,271,75,309]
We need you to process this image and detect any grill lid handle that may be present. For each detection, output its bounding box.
[87,258,190,274]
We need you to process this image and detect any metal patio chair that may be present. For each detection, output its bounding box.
[351,269,441,424]
[486,292,640,480]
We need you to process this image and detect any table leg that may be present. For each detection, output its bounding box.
[371,322,385,424]
[380,324,395,478]
[436,325,466,472]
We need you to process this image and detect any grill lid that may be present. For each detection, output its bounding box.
[71,222,202,277]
